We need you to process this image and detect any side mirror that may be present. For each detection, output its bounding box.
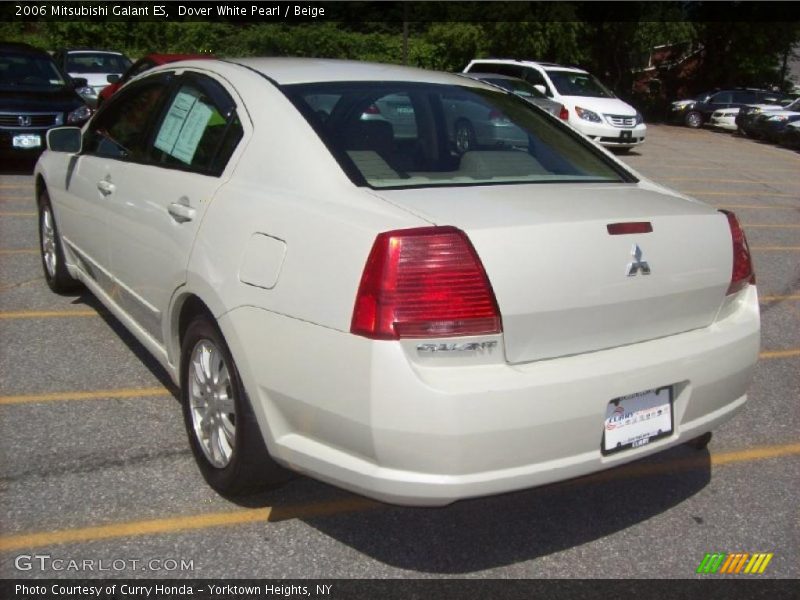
[47,127,83,153]
[106,74,120,84]
[71,77,88,88]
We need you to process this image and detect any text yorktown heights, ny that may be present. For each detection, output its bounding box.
[15,583,334,597]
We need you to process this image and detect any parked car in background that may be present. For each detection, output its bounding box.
[737,97,800,137]
[669,89,789,129]
[52,48,131,106]
[463,59,645,152]
[97,52,211,106]
[751,110,800,143]
[708,107,740,131]
[36,57,758,506]
[0,42,91,158]
[460,72,566,119]
[777,120,800,149]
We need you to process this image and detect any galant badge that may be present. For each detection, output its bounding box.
[626,244,651,276]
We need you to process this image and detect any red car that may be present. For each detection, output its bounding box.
[97,53,212,106]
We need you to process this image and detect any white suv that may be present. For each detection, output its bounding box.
[464,59,645,151]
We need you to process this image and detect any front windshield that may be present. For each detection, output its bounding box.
[547,70,615,98]
[0,54,67,90]
[66,52,131,74]
[285,82,628,189]
[482,78,547,100]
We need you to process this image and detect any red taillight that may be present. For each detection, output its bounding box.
[559,105,569,120]
[363,104,381,115]
[350,226,502,340]
[721,210,755,295]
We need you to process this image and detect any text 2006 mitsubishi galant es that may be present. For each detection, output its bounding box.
[34,58,760,506]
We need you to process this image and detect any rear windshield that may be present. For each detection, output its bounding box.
[285,82,629,189]
[547,70,615,98]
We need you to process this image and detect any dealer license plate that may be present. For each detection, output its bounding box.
[602,387,673,454]
[12,134,42,149]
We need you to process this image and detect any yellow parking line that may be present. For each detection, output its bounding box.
[0,496,379,552]
[0,309,98,320]
[760,294,800,302]
[0,443,797,552]
[0,386,172,406]
[760,349,800,359]
[654,165,800,173]
[751,246,800,251]
[0,211,35,217]
[0,248,37,255]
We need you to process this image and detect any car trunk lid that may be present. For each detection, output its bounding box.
[373,183,732,363]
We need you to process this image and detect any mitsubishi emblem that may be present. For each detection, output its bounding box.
[18,115,32,127]
[626,244,651,276]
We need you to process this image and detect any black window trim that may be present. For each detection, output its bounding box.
[83,70,243,178]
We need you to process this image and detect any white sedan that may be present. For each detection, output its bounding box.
[709,107,740,131]
[34,58,760,506]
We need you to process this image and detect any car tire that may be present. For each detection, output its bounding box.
[685,432,712,451]
[454,120,476,154]
[38,189,81,293]
[684,111,704,128]
[180,314,290,496]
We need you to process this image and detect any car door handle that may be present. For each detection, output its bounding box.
[167,202,196,223]
[96,180,115,196]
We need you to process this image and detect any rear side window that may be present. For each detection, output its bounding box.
[149,75,243,176]
[286,81,630,189]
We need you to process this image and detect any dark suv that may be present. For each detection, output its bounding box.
[668,89,790,128]
[0,42,92,158]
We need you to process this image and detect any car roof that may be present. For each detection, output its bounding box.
[462,72,525,82]
[0,41,49,57]
[146,53,212,64]
[228,57,485,86]
[469,58,587,74]
[61,48,127,56]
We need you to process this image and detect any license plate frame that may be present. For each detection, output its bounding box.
[619,129,633,140]
[601,386,673,455]
[12,134,42,149]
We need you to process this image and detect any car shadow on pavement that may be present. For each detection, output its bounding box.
[68,290,180,396]
[0,158,38,175]
[295,446,711,573]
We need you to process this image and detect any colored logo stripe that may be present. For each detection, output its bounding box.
[697,552,773,574]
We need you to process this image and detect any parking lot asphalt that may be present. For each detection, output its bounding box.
[0,124,798,580]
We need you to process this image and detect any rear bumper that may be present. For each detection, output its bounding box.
[220,286,760,506]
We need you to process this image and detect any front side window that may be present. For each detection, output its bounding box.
[710,92,733,104]
[84,76,170,160]
[546,70,615,98]
[286,82,629,189]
